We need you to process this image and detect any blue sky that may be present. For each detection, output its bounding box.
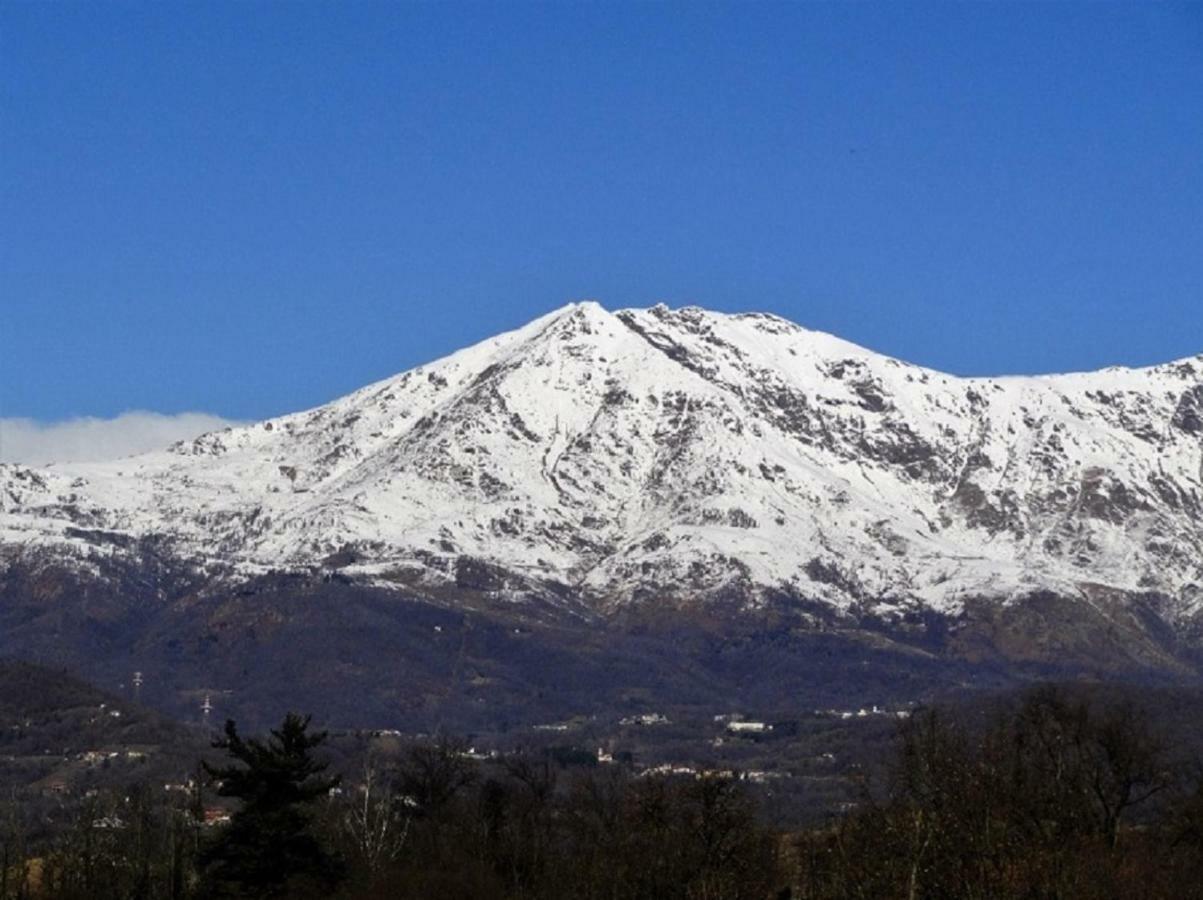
[3,1,1201,429]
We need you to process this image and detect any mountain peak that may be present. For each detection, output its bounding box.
[546,298,610,320]
[1,304,1200,626]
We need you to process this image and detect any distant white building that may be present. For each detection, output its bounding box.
[639,763,697,778]
[619,713,669,726]
[726,721,771,735]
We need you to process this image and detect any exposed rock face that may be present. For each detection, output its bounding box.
[1,303,1200,639]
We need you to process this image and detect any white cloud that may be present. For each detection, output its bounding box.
[0,412,245,465]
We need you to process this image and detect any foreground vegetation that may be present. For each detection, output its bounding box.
[6,685,1203,898]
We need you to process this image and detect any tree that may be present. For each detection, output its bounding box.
[394,735,477,820]
[1009,685,1172,849]
[0,795,29,900]
[338,751,410,883]
[198,713,344,899]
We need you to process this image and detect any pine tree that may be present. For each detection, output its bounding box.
[198,713,344,899]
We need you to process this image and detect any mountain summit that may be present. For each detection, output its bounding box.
[4,302,1201,630]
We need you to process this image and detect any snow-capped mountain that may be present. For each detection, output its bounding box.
[3,302,1202,625]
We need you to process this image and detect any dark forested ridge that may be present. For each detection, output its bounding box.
[0,660,208,795]
[6,671,1203,898]
[6,560,1189,737]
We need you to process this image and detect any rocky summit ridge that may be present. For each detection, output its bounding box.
[3,302,1202,629]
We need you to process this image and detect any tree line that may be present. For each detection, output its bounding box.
[7,685,1203,898]
[793,684,1203,899]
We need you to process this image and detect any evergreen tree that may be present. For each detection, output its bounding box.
[198,713,344,899]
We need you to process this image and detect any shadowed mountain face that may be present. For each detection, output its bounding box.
[1,304,1201,724]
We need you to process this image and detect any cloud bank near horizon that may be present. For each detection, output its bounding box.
[0,412,244,464]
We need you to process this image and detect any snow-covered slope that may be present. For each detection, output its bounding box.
[3,302,1201,620]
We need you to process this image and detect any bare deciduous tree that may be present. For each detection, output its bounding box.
[340,752,411,878]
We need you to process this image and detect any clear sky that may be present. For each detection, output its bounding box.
[3,1,1202,427]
